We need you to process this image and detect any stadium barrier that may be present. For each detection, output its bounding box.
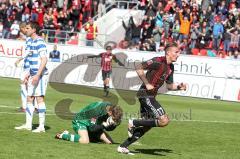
[0,39,239,102]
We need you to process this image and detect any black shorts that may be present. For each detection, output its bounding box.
[102,70,112,80]
[139,97,166,119]
[88,129,103,143]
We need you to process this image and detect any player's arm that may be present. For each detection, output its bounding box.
[15,57,24,67]
[135,57,160,90]
[88,118,117,133]
[32,45,48,85]
[167,83,186,91]
[166,64,186,91]
[113,55,124,66]
[37,56,48,76]
[87,54,101,58]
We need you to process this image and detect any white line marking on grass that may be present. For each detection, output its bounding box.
[171,119,240,124]
[0,111,56,116]
[0,104,54,112]
[1,104,240,124]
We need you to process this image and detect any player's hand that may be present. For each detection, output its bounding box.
[15,59,21,67]
[32,75,40,86]
[146,83,154,91]
[102,116,115,128]
[178,83,187,91]
[23,75,29,84]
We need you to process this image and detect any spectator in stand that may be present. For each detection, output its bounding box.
[84,17,98,47]
[197,27,211,49]
[228,28,240,52]
[152,26,163,51]
[57,9,69,28]
[131,20,141,46]
[69,4,80,30]
[217,1,228,20]
[0,21,3,38]
[140,17,154,43]
[2,16,12,39]
[98,0,106,18]
[212,17,224,51]
[155,10,163,28]
[91,0,98,18]
[64,20,75,39]
[178,9,192,42]
[31,0,39,22]
[43,7,56,43]
[10,20,19,39]
[172,19,180,41]
[227,49,240,59]
[122,16,134,42]
[225,14,236,29]
[49,44,61,62]
[190,23,199,49]
[229,1,239,16]
[0,3,8,22]
[145,4,156,18]
[37,6,44,29]
[21,1,31,22]
[201,0,210,11]
[82,0,92,24]
[223,26,232,55]
[162,13,171,39]
[180,38,190,54]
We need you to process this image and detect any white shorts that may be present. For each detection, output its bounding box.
[27,74,48,96]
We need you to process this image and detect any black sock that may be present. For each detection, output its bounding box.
[133,119,158,127]
[120,127,145,148]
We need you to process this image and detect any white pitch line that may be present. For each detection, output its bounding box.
[0,111,56,116]
[1,104,240,124]
[0,104,54,112]
[171,119,240,124]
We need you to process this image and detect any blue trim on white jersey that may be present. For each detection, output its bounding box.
[27,37,48,76]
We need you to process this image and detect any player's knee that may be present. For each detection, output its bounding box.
[27,96,34,103]
[79,138,89,144]
[157,115,169,127]
[36,96,44,103]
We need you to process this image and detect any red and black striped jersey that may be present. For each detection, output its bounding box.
[137,56,174,98]
[100,52,115,71]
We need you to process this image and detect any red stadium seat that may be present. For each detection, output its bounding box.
[191,48,199,55]
[200,49,207,56]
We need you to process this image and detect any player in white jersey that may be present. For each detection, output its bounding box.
[15,22,37,112]
[15,22,48,133]
[15,22,31,112]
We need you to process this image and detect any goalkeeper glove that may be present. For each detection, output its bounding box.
[102,116,115,128]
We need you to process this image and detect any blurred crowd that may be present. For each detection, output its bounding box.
[0,0,112,42]
[0,0,239,59]
[120,0,240,59]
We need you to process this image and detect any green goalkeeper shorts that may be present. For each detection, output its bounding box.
[72,120,91,133]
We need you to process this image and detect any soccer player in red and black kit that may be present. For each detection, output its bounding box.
[117,42,187,154]
[88,46,124,96]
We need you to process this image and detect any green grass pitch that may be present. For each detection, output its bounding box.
[0,77,240,159]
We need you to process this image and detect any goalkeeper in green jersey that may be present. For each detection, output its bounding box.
[55,101,123,144]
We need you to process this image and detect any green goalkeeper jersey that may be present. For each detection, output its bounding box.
[73,101,111,125]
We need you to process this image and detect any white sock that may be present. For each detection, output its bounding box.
[20,84,27,109]
[26,103,34,128]
[38,102,46,128]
